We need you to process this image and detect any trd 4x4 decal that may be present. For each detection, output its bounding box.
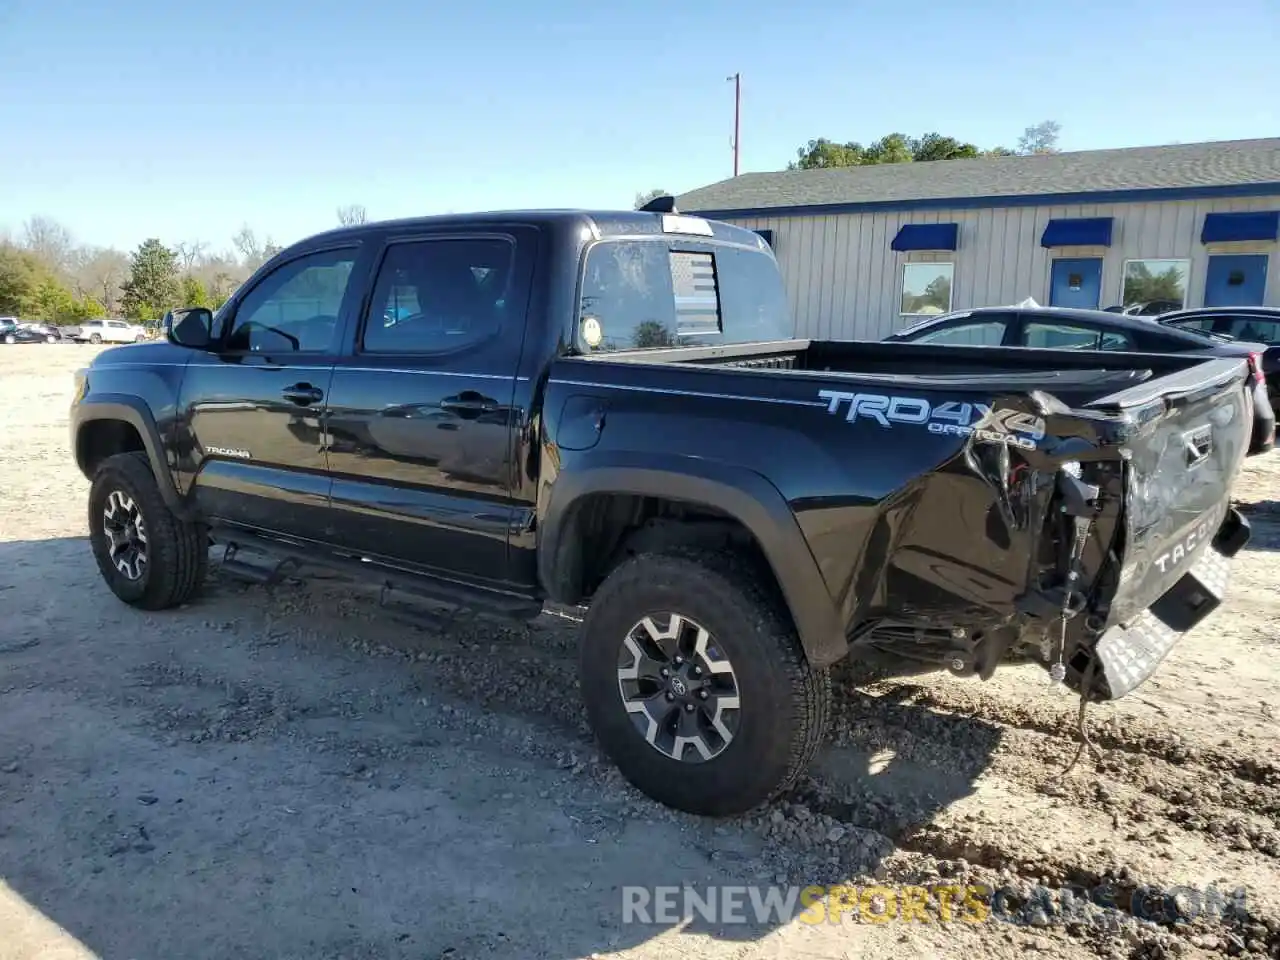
[817,389,1046,451]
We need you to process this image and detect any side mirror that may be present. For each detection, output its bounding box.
[165,307,215,349]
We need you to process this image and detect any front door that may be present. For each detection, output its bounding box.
[1205,255,1268,306]
[323,228,536,589]
[176,245,366,538]
[1049,258,1103,309]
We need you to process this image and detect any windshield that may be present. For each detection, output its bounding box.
[577,238,792,353]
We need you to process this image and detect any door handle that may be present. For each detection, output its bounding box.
[440,393,499,418]
[282,384,324,406]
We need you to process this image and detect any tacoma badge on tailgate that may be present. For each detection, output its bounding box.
[817,390,1046,450]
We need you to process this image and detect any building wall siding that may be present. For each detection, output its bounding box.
[723,195,1280,340]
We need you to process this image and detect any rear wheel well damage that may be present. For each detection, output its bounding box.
[549,491,787,613]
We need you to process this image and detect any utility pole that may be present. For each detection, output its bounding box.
[726,73,741,177]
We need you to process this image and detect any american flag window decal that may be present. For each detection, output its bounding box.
[668,250,722,337]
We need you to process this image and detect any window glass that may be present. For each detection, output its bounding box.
[901,263,954,317]
[1098,331,1133,350]
[226,249,356,353]
[1121,259,1189,310]
[1024,322,1134,350]
[1222,318,1280,344]
[1165,317,1215,334]
[579,239,791,352]
[910,321,1005,346]
[362,238,515,354]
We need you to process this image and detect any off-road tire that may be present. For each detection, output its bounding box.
[88,451,207,609]
[579,549,830,816]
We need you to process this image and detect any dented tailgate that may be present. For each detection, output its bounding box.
[1084,357,1253,698]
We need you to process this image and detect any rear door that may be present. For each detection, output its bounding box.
[178,244,368,537]
[322,226,537,589]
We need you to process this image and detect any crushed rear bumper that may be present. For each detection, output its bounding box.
[1091,507,1250,700]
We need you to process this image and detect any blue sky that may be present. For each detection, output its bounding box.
[2,0,1277,254]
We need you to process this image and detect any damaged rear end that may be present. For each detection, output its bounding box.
[1012,357,1253,701]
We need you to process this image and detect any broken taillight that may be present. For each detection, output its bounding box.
[1249,351,1266,386]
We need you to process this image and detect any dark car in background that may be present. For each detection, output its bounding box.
[0,321,67,344]
[1159,306,1280,413]
[886,305,1276,455]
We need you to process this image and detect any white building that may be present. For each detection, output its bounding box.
[676,137,1280,341]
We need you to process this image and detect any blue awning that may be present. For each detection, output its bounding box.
[1040,217,1114,247]
[891,223,958,252]
[1201,211,1280,244]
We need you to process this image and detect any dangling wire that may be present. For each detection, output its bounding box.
[1054,658,1103,780]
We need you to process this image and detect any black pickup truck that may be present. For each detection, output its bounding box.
[71,206,1253,815]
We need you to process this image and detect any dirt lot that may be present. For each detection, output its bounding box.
[2,344,1279,960]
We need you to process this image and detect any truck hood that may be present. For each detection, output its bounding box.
[90,340,191,366]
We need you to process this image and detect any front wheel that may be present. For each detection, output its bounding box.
[135,334,146,342]
[89,333,102,344]
[579,550,830,816]
[3,334,14,344]
[45,334,56,343]
[88,451,207,609]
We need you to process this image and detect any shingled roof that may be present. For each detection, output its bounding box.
[677,137,1280,217]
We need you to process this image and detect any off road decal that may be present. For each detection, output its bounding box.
[817,390,1045,451]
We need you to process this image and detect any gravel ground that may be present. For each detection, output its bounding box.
[2,343,1279,960]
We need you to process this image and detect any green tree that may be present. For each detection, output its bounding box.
[863,133,915,165]
[790,123,1058,170]
[0,244,48,316]
[911,133,981,162]
[121,239,180,321]
[31,275,76,321]
[1122,263,1187,305]
[632,320,676,348]
[790,138,866,169]
[65,296,106,322]
[180,275,211,307]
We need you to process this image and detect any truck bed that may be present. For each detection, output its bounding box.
[550,337,1254,701]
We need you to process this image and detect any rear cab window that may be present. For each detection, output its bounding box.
[577,236,791,352]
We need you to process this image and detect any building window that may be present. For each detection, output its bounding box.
[1120,258,1190,311]
[900,262,954,317]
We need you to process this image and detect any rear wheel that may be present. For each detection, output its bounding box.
[135,334,146,342]
[45,334,56,343]
[89,333,102,344]
[88,452,207,609]
[3,334,13,344]
[579,550,830,816]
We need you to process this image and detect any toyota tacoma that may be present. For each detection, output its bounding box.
[71,203,1253,815]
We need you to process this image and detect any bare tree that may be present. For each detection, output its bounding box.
[76,247,130,313]
[22,215,74,274]
[231,225,277,270]
[174,240,208,275]
[336,204,368,226]
[1017,120,1062,155]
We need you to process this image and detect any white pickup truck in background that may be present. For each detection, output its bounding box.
[66,319,149,344]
